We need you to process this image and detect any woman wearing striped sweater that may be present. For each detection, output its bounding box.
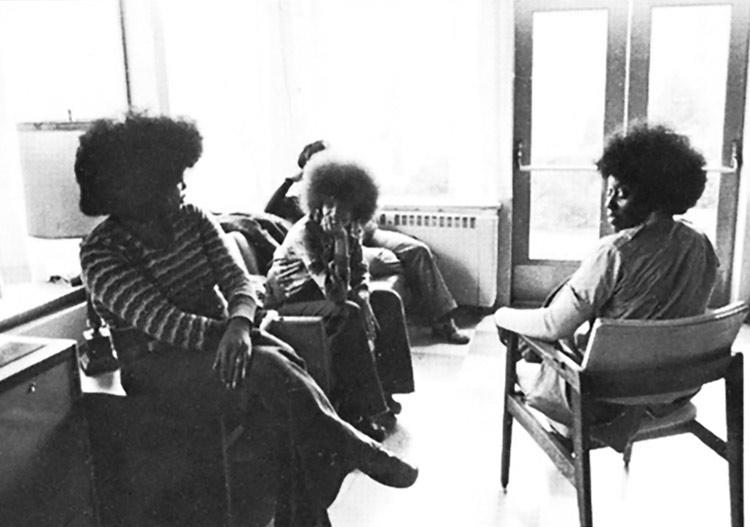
[75,113,417,527]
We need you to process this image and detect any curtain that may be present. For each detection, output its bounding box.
[159,0,501,213]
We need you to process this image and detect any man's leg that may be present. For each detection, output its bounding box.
[243,345,419,489]
[226,343,418,527]
[366,228,469,344]
[362,245,402,278]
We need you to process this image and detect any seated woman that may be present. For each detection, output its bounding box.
[266,140,469,344]
[76,112,418,527]
[265,153,415,441]
[495,123,719,450]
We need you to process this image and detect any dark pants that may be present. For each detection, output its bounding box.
[276,288,415,420]
[112,337,379,527]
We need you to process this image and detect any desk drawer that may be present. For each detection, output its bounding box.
[0,342,96,526]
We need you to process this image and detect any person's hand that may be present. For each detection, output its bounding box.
[320,210,348,240]
[213,317,253,390]
[274,259,306,289]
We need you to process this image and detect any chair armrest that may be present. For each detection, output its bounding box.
[265,316,332,395]
[519,334,583,392]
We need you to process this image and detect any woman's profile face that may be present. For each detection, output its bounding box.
[605,175,651,232]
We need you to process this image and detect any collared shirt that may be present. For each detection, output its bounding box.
[265,215,370,307]
[495,215,719,342]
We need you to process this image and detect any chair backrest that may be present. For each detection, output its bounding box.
[580,302,748,402]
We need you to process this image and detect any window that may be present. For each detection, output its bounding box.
[0,0,127,291]
[157,0,501,212]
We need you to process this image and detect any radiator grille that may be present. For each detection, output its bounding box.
[377,208,499,307]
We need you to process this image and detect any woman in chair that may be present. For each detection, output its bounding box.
[495,122,719,450]
[76,112,417,527]
[265,152,415,441]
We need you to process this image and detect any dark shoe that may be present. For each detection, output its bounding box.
[431,318,470,345]
[374,410,397,431]
[353,417,386,442]
[360,447,419,488]
[386,394,402,415]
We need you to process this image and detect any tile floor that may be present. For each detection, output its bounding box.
[328,314,750,527]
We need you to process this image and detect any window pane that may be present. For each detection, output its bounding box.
[161,0,499,210]
[529,171,602,260]
[649,5,731,252]
[678,172,720,245]
[648,5,731,166]
[531,10,608,165]
[0,0,127,122]
[529,10,607,260]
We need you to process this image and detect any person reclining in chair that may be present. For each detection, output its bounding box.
[495,122,719,451]
[266,140,470,345]
[76,112,418,527]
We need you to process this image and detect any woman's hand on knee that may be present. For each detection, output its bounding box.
[213,317,254,389]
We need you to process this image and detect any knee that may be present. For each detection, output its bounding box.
[250,345,286,374]
[413,240,432,259]
[404,240,433,265]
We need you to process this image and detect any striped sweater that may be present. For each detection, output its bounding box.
[80,203,258,353]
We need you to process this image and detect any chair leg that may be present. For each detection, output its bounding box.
[571,389,593,527]
[622,441,633,469]
[219,417,235,527]
[500,330,518,490]
[725,353,744,527]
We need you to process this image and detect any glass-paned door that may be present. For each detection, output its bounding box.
[629,0,749,304]
[513,0,749,306]
[513,0,628,304]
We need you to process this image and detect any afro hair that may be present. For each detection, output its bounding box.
[596,122,706,215]
[75,112,202,217]
[301,153,379,224]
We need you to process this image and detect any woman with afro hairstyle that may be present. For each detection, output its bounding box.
[266,139,470,344]
[495,122,719,451]
[266,152,415,441]
[76,113,417,527]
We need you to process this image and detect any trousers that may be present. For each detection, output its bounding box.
[365,228,457,321]
[115,336,380,527]
[275,288,415,419]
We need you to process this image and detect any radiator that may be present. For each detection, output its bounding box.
[376,206,500,307]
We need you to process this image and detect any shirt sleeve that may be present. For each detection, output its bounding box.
[81,238,227,353]
[265,221,321,305]
[495,241,620,341]
[197,208,259,324]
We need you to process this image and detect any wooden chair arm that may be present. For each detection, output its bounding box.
[519,334,583,392]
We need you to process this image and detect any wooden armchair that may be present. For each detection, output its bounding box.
[497,301,748,527]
